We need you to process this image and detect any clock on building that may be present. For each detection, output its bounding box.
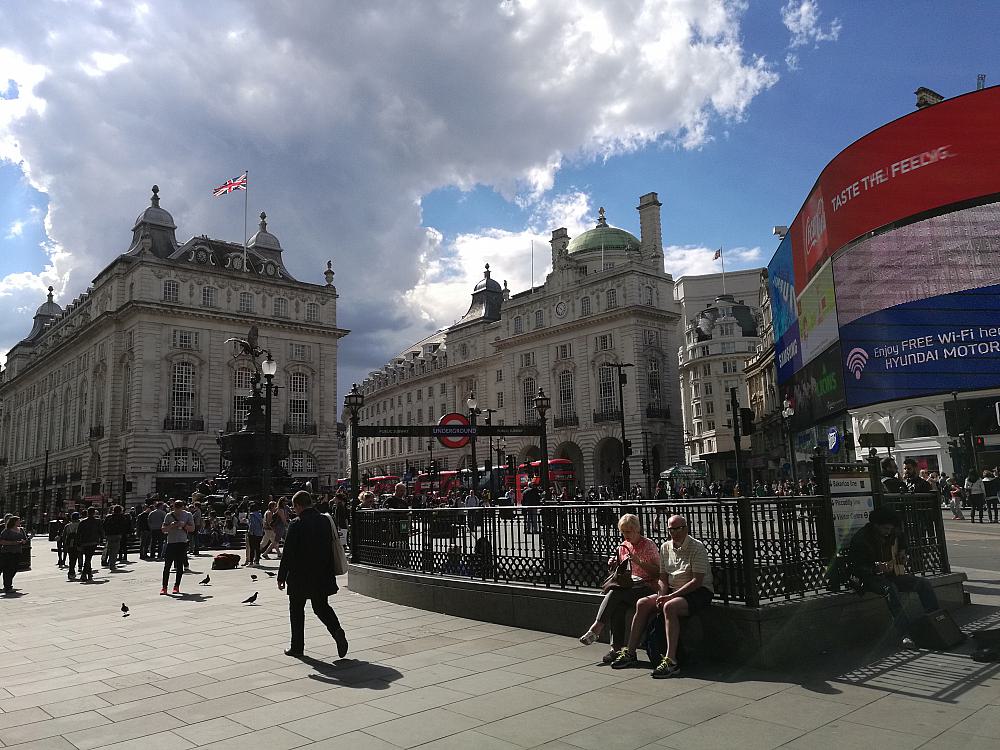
[555,301,568,318]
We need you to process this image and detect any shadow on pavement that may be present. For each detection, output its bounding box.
[172,592,212,602]
[295,656,403,687]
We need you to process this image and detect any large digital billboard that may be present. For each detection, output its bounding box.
[833,201,1000,327]
[767,233,802,384]
[787,87,1000,291]
[782,342,847,431]
[840,283,1000,407]
[797,261,839,368]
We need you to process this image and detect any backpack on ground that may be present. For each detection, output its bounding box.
[212,552,241,570]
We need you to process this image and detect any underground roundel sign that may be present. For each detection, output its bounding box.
[436,412,473,449]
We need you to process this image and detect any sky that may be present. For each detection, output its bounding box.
[0,0,996,397]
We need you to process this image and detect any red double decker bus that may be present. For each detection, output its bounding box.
[364,475,401,496]
[504,459,576,493]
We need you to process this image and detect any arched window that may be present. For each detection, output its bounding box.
[239,291,254,313]
[647,359,662,408]
[121,365,132,430]
[281,450,317,474]
[598,365,616,415]
[288,372,309,430]
[62,387,73,447]
[157,448,205,473]
[898,416,939,439]
[232,367,254,429]
[558,371,575,422]
[171,362,196,422]
[522,377,536,423]
[76,380,88,444]
[645,286,654,306]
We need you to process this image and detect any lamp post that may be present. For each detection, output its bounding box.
[426,439,435,498]
[781,397,797,486]
[467,393,480,497]
[261,353,278,500]
[608,362,634,497]
[533,388,551,500]
[483,408,498,497]
[344,383,364,563]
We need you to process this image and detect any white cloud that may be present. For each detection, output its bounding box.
[664,244,765,280]
[5,219,24,239]
[781,1,842,50]
[0,0,779,390]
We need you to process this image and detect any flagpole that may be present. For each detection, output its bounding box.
[719,246,727,296]
[530,240,534,292]
[243,170,249,273]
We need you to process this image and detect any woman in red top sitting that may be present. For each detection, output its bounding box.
[579,513,661,663]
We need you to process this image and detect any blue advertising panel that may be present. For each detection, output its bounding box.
[782,342,847,431]
[768,233,801,385]
[840,283,1000,407]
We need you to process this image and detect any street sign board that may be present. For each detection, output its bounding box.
[437,412,471,449]
[828,469,874,548]
[858,433,895,448]
[827,426,840,454]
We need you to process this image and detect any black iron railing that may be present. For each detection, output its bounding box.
[593,410,622,423]
[284,422,318,435]
[553,415,579,428]
[352,495,904,605]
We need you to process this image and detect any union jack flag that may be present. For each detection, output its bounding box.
[213,172,247,196]
[713,247,722,260]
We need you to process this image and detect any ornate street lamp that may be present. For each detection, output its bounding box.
[261,353,278,500]
[533,388,551,499]
[344,383,365,563]
[467,392,480,497]
[781,397,797,486]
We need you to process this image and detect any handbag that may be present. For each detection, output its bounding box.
[601,554,633,593]
[327,515,349,576]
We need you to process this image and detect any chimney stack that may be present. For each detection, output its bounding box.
[915,86,944,109]
[637,192,663,257]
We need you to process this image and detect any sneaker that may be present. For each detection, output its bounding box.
[579,630,598,646]
[610,648,638,669]
[601,649,618,664]
[651,656,680,679]
[172,586,180,594]
[901,636,917,650]
[160,587,167,595]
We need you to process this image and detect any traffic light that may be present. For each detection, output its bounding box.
[641,457,650,475]
[484,459,492,472]
[624,439,633,456]
[739,408,756,436]
[507,454,516,475]
[975,436,985,449]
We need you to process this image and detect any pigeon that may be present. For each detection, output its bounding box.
[121,603,130,618]
[242,592,258,604]
[199,574,210,585]
[265,571,276,577]
[250,574,258,581]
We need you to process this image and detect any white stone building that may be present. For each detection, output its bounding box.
[355,193,685,494]
[674,269,762,482]
[0,186,347,518]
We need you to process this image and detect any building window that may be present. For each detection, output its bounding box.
[427,406,434,422]
[520,352,535,368]
[723,360,738,374]
[647,360,661,407]
[496,369,503,383]
[721,341,735,354]
[172,329,199,349]
[158,448,204,473]
[289,343,309,361]
[460,343,468,358]
[720,323,735,336]
[306,303,320,322]
[162,279,179,303]
[707,420,715,431]
[274,297,289,317]
[558,371,575,421]
[202,286,217,307]
[700,345,710,357]
[598,366,616,415]
[702,363,711,377]
[704,381,713,396]
[534,310,544,329]
[606,289,618,309]
[522,377,536,422]
[239,292,254,313]
[581,296,591,316]
[597,334,613,351]
[694,403,702,418]
[514,316,523,334]
[603,262,615,271]
[76,380,88,444]
[121,366,132,430]
[497,392,504,409]
[416,389,423,401]
[288,372,309,428]
[645,286,654,306]
[706,400,715,414]
[232,367,254,430]
[643,329,659,346]
[556,343,572,360]
[171,362,196,421]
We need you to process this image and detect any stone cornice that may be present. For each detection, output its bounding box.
[495,304,680,350]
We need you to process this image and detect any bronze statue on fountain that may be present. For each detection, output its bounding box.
[214,326,292,500]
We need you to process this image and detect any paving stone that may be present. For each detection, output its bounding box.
[173,717,250,746]
[778,720,926,750]
[62,712,177,750]
[520,667,629,697]
[165,692,270,724]
[477,706,601,747]
[449,686,562,722]
[363,709,484,748]
[1,738,81,750]
[0,708,51,731]
[281,704,400,741]
[228,696,332,730]
[919,730,1000,750]
[551,687,664,720]
[181,726,309,750]
[946,704,1000,739]
[656,712,805,750]
[639,688,753,724]
[0,712,110,747]
[559,711,689,750]
[297,731,403,749]
[731,690,857,730]
[844,694,975,737]
[95,690,204,723]
[88,730,195,750]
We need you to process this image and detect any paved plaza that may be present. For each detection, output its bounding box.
[1,543,1000,750]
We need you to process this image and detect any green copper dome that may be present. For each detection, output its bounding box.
[566,207,640,254]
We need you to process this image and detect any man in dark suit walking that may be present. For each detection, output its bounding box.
[278,490,349,658]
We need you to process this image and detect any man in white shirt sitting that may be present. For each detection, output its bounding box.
[610,514,714,678]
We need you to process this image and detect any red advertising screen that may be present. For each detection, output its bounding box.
[789,86,1000,290]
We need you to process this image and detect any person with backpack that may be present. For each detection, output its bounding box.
[76,508,103,582]
[966,469,987,523]
[160,499,195,595]
[62,513,81,580]
[1,516,28,594]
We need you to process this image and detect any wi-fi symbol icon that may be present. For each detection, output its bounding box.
[846,347,869,380]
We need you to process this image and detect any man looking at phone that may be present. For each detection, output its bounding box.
[161,499,195,595]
